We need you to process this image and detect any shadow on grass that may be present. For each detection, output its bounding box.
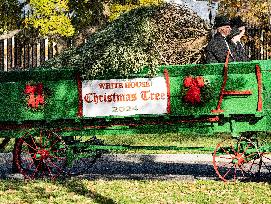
[60,179,117,204]
[0,178,117,204]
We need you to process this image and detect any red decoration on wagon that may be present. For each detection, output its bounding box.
[24,83,45,109]
[183,76,205,105]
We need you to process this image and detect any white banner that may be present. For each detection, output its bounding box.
[82,77,168,117]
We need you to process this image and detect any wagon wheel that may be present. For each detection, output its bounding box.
[251,152,271,179]
[213,137,261,182]
[13,130,68,180]
[248,134,271,179]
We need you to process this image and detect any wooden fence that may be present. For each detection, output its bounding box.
[0,26,270,71]
[244,25,270,60]
[0,35,59,71]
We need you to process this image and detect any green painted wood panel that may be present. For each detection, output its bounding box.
[45,80,78,120]
[0,68,78,122]
[0,60,269,126]
[165,61,260,116]
[0,82,22,121]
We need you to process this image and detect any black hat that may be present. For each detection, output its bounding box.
[231,16,246,28]
[214,15,231,28]
[227,27,240,40]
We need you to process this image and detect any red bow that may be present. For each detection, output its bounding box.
[24,83,44,108]
[183,76,204,105]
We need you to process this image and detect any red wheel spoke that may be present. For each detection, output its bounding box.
[241,144,252,157]
[218,161,234,168]
[22,141,37,152]
[21,132,36,148]
[230,144,237,155]
[52,148,66,153]
[49,155,66,161]
[27,162,35,170]
[220,147,234,158]
[222,168,232,180]
[44,131,53,148]
[41,168,46,178]
[28,134,38,150]
[53,172,62,180]
[21,149,35,157]
[21,158,35,170]
[52,147,65,151]
[217,156,232,160]
[15,130,67,180]
[47,158,63,172]
[45,162,54,177]
[48,139,61,150]
[39,130,43,148]
[25,160,35,170]
[243,152,258,160]
[31,160,42,179]
[49,168,62,180]
[49,164,62,180]
[46,159,65,180]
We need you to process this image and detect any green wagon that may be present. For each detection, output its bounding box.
[0,59,270,181]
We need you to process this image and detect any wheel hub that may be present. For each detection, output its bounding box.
[232,153,245,165]
[34,149,50,160]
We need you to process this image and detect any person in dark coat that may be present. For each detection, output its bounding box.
[205,15,233,64]
[230,16,249,61]
[227,27,242,61]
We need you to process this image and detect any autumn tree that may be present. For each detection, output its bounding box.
[0,0,75,52]
[218,0,271,58]
[68,0,110,30]
[218,0,271,26]
[0,0,23,34]
[25,0,75,37]
[65,0,111,46]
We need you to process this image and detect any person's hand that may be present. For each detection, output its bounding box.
[232,35,241,43]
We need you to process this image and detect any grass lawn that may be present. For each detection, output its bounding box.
[0,179,270,204]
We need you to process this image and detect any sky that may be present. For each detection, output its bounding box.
[164,0,217,23]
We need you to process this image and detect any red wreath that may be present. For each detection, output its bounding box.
[183,76,204,105]
[24,83,44,109]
